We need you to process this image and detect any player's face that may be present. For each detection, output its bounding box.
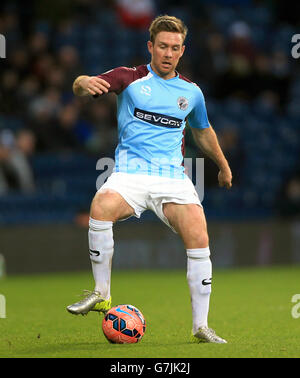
[147,31,185,80]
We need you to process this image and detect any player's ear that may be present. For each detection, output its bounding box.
[147,40,153,54]
[180,45,185,57]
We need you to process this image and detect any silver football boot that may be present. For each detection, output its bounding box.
[66,290,111,316]
[191,326,227,344]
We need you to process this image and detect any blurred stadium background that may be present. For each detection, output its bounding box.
[0,0,299,275]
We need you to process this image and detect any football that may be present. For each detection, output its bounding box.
[102,304,146,344]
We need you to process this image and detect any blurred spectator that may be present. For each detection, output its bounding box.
[31,53,55,82]
[206,32,229,76]
[0,10,21,49]
[28,88,62,151]
[194,31,229,93]
[227,21,256,63]
[29,87,62,121]
[30,101,85,152]
[0,69,20,114]
[214,54,253,100]
[250,53,275,96]
[10,47,30,78]
[212,20,257,99]
[18,75,40,107]
[52,103,84,151]
[248,52,291,109]
[28,31,49,58]
[278,173,300,219]
[115,0,155,30]
[270,50,292,108]
[85,99,118,155]
[56,45,83,92]
[44,65,66,90]
[0,129,36,194]
[252,90,280,118]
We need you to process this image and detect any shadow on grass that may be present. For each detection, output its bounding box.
[17,338,195,357]
[18,341,110,357]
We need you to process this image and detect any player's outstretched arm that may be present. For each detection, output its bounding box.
[191,125,232,189]
[72,75,110,96]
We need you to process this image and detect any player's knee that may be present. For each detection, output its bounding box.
[201,234,209,248]
[189,229,209,249]
[90,191,118,221]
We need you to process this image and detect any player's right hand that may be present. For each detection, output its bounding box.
[81,76,111,96]
[218,168,232,189]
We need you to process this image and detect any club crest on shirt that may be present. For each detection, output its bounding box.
[177,96,189,110]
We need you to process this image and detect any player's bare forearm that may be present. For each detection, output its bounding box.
[191,126,228,170]
[72,75,111,96]
[191,125,232,188]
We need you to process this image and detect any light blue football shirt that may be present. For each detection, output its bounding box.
[97,63,210,179]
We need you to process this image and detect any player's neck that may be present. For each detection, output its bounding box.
[150,63,176,80]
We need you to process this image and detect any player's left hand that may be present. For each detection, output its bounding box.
[218,168,232,189]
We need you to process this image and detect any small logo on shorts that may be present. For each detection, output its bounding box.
[177,96,189,110]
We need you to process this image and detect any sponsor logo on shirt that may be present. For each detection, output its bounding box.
[134,108,183,128]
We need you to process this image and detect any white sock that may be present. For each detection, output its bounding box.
[88,217,114,300]
[186,247,212,334]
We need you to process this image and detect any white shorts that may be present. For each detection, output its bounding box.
[98,172,202,233]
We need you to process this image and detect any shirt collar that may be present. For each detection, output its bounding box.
[147,63,179,81]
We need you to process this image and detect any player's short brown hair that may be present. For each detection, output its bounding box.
[149,15,188,44]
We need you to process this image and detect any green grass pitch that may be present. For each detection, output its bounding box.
[0,265,300,358]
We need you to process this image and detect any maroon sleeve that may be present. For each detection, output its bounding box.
[96,65,149,95]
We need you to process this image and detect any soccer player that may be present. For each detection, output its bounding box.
[67,15,232,343]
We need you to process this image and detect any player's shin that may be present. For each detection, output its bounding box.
[186,247,212,334]
[88,217,114,300]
